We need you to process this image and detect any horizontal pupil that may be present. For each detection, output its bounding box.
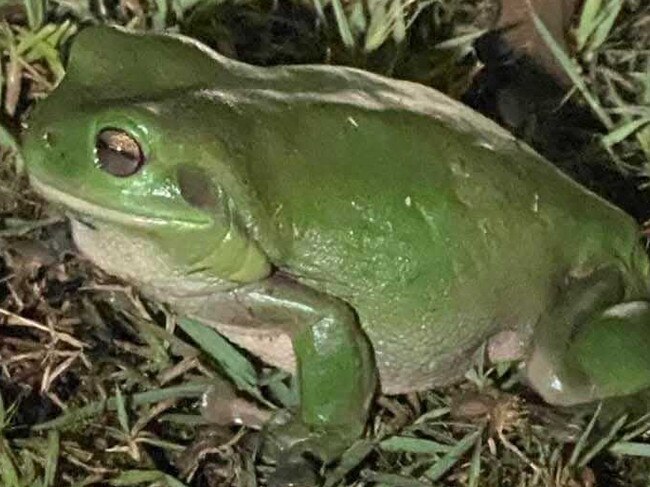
[95,129,144,177]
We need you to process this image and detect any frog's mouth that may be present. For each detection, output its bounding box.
[29,176,212,230]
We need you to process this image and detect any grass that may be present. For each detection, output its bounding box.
[0,0,649,485]
[531,0,649,173]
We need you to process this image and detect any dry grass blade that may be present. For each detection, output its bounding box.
[0,307,88,349]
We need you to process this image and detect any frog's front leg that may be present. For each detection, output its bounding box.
[527,266,650,405]
[204,274,377,464]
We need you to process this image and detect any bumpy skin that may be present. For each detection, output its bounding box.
[22,26,650,465]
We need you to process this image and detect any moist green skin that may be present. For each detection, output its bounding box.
[22,26,650,466]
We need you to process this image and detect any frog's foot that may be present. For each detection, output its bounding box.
[263,412,365,464]
[526,340,593,405]
[200,379,271,429]
[570,301,650,400]
[525,266,626,406]
[262,413,364,487]
[528,299,650,406]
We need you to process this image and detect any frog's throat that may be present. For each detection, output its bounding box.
[29,176,212,230]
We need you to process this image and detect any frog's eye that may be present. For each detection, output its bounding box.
[95,128,145,177]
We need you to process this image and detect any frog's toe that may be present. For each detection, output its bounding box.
[200,380,272,429]
[263,414,361,466]
[260,419,322,487]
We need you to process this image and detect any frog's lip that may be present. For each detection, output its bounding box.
[29,176,212,229]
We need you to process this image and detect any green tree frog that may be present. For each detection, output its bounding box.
[22,25,650,467]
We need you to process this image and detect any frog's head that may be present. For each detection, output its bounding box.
[23,26,271,296]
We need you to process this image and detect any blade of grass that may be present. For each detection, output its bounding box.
[0,437,20,487]
[576,0,603,51]
[586,0,623,53]
[43,430,59,487]
[578,414,628,468]
[365,0,408,52]
[361,471,432,487]
[529,4,613,130]
[151,0,168,31]
[312,0,326,21]
[109,470,165,485]
[434,29,487,50]
[380,436,451,454]
[331,0,355,48]
[348,0,368,36]
[364,0,389,51]
[0,392,5,429]
[128,313,197,359]
[176,318,260,398]
[114,386,130,434]
[32,381,210,431]
[164,474,189,487]
[602,116,650,148]
[568,402,602,466]
[609,441,650,456]
[16,23,57,55]
[423,428,482,482]
[390,0,406,45]
[0,55,4,114]
[22,0,45,30]
[620,412,650,441]
[638,125,650,162]
[324,440,375,487]
[26,39,64,80]
[468,433,482,487]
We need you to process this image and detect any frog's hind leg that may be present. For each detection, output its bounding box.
[569,301,650,400]
[526,266,650,405]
